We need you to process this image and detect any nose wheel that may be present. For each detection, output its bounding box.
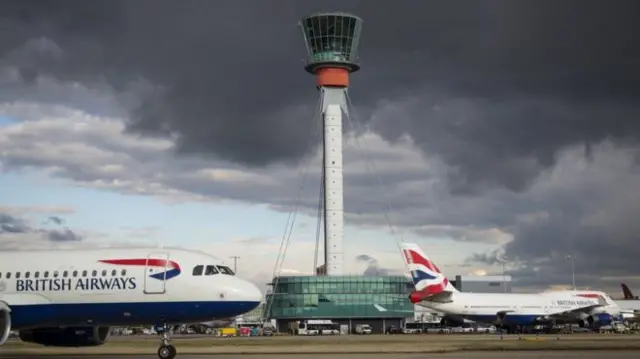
[158,344,176,359]
[156,321,177,359]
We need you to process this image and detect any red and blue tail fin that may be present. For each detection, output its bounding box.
[401,243,458,303]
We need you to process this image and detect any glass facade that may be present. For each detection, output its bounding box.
[266,276,414,319]
[299,13,363,70]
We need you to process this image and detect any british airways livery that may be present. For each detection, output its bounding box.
[0,247,262,359]
[401,243,627,332]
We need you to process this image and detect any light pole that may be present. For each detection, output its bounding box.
[229,256,240,273]
[497,255,508,293]
[566,255,576,290]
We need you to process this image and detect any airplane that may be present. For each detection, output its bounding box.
[0,247,262,359]
[616,283,640,321]
[401,242,626,333]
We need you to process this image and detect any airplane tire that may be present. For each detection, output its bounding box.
[158,344,176,359]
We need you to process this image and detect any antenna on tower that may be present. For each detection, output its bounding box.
[299,13,363,276]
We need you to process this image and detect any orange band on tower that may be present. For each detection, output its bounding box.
[315,67,349,88]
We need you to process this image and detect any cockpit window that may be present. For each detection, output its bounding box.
[217,265,234,275]
[192,265,204,276]
[205,265,219,275]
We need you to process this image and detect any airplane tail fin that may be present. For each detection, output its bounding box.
[401,243,458,303]
[621,282,635,300]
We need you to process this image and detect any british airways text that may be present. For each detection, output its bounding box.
[556,299,593,306]
[16,277,137,292]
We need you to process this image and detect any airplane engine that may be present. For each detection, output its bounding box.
[18,326,111,347]
[0,305,11,345]
[579,313,614,328]
[440,316,465,327]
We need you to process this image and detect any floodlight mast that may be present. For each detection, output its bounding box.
[299,13,363,276]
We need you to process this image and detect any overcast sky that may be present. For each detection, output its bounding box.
[1,0,640,294]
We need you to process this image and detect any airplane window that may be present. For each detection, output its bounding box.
[92,270,97,277]
[44,271,49,278]
[6,273,11,279]
[101,270,107,276]
[63,271,68,278]
[72,270,78,277]
[25,272,30,279]
[53,271,59,278]
[111,270,117,276]
[192,265,204,276]
[82,270,88,277]
[217,266,234,275]
[0,273,2,278]
[121,269,127,276]
[15,272,21,279]
[205,265,219,275]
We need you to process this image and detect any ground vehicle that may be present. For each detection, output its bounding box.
[290,320,340,335]
[262,326,274,336]
[386,325,403,334]
[354,324,372,334]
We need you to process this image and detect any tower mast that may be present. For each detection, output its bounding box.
[299,13,363,276]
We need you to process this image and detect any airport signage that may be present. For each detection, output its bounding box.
[15,277,137,292]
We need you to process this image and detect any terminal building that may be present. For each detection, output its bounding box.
[266,274,414,334]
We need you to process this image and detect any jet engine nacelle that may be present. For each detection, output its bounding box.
[440,315,465,327]
[579,313,614,328]
[0,303,11,345]
[18,326,111,347]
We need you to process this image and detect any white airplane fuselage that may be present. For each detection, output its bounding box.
[418,290,622,326]
[0,247,262,345]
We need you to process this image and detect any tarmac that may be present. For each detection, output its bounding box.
[0,353,639,359]
[2,334,639,356]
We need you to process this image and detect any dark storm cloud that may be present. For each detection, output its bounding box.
[466,153,640,292]
[2,0,640,192]
[3,0,640,291]
[0,211,82,242]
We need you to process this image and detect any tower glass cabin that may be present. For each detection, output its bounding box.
[300,13,363,74]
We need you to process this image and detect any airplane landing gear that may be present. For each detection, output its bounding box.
[158,344,176,359]
[156,321,177,359]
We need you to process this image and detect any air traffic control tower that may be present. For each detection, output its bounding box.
[301,12,362,276]
[266,13,413,333]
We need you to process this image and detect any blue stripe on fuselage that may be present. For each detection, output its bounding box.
[10,301,260,329]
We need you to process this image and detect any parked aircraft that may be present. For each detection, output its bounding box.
[0,247,262,359]
[621,283,638,300]
[401,243,625,332]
